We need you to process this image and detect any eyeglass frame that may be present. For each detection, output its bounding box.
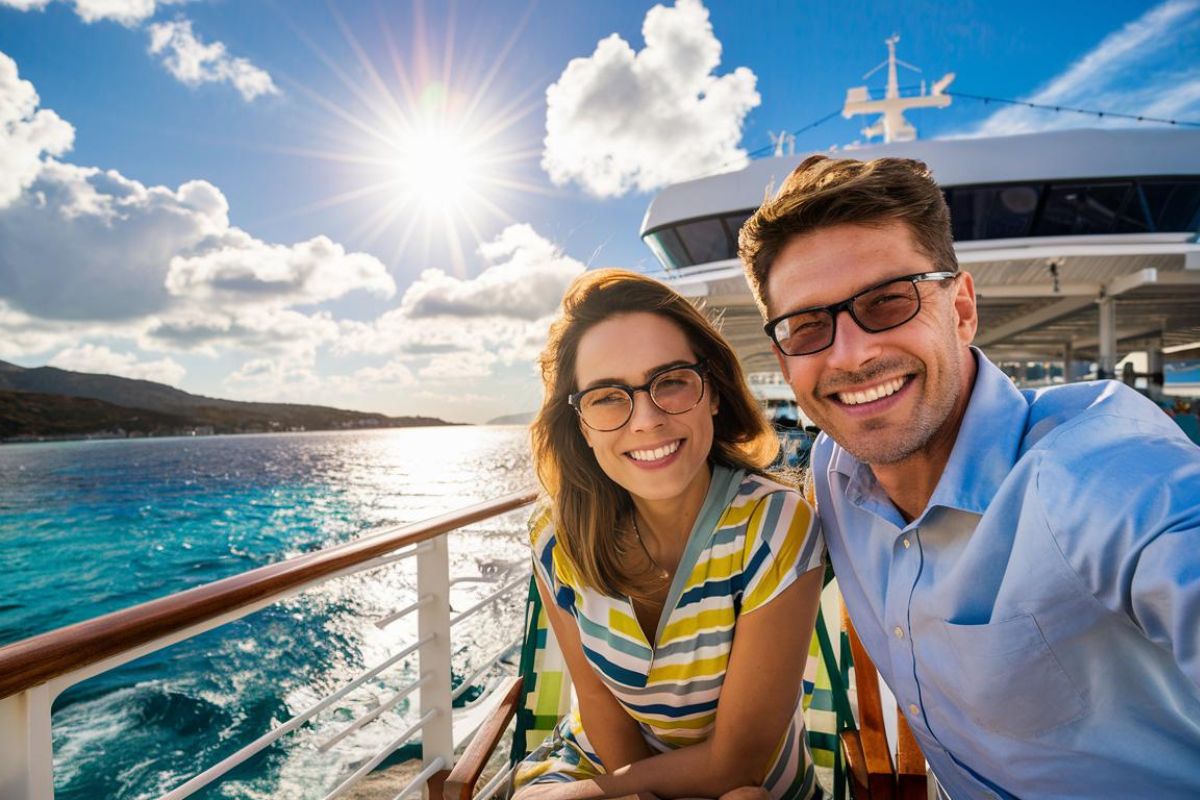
[567,360,709,431]
[763,271,959,357]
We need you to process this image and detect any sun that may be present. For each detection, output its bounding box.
[391,125,476,214]
[273,7,549,277]
[385,84,491,221]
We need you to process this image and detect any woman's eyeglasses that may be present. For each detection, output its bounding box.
[764,271,958,357]
[569,361,707,431]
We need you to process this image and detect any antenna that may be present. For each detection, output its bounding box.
[842,36,955,142]
[769,130,796,157]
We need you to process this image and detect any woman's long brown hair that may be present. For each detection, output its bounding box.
[530,269,778,598]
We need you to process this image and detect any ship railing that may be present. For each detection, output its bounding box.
[0,488,540,800]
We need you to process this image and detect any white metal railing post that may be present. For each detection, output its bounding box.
[415,534,454,789]
[0,686,55,799]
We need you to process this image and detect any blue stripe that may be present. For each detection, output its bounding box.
[675,575,736,609]
[578,613,652,659]
[742,538,771,586]
[581,643,646,686]
[623,696,719,716]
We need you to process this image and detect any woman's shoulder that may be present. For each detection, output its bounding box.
[724,470,817,538]
[731,469,805,506]
[527,500,556,551]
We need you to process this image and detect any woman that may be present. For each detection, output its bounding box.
[516,269,825,800]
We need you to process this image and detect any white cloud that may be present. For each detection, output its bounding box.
[419,351,498,381]
[0,159,391,325]
[2,3,275,99]
[348,360,416,388]
[143,307,341,358]
[225,356,318,392]
[48,343,186,385]
[541,0,759,197]
[965,0,1200,137]
[400,224,583,320]
[0,0,165,25]
[147,19,279,101]
[0,49,389,370]
[0,51,75,208]
[330,224,582,390]
[165,234,395,308]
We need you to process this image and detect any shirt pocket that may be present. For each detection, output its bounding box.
[938,613,1088,738]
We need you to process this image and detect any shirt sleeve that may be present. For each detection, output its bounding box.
[1035,415,1200,692]
[740,488,825,616]
[528,504,578,617]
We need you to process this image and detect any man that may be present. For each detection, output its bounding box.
[738,155,1200,798]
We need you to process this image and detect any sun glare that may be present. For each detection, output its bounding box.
[390,117,481,215]
[275,6,549,277]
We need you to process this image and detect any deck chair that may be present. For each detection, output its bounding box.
[435,570,923,800]
[837,602,928,800]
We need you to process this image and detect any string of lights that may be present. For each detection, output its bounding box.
[945,90,1200,129]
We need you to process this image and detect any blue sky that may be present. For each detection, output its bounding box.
[1,0,1197,423]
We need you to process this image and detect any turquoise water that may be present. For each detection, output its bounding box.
[0,427,534,799]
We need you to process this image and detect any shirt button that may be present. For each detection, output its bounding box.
[902,538,911,549]
[908,703,920,715]
[894,626,904,639]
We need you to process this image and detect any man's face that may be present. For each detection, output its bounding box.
[764,221,977,466]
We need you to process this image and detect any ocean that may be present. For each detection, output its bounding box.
[0,426,535,799]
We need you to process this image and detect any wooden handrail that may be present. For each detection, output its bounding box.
[0,489,538,700]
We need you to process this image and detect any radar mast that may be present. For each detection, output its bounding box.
[842,35,955,143]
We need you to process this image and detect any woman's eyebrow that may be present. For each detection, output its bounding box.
[580,359,694,390]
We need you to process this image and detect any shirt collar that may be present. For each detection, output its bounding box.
[829,348,1030,517]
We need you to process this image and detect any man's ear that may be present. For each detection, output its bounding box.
[953,270,979,345]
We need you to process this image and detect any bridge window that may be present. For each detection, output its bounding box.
[676,217,730,265]
[644,178,1200,271]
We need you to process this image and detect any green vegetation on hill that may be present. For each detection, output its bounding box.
[0,360,457,441]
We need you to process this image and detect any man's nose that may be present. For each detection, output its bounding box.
[628,389,666,431]
[823,310,882,372]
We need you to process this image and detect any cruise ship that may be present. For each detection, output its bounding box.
[640,106,1200,407]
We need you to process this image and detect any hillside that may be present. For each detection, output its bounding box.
[485,411,535,425]
[0,360,455,441]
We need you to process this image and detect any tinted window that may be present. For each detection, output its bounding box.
[646,229,690,271]
[643,179,1200,271]
[723,211,754,241]
[1036,183,1133,236]
[946,185,1038,240]
[675,217,732,264]
[1141,181,1200,232]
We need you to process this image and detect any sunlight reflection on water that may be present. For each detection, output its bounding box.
[0,426,537,799]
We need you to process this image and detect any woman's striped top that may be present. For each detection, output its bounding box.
[517,464,825,799]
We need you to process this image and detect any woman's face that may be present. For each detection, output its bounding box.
[573,312,717,506]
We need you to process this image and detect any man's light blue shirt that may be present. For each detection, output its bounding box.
[811,350,1200,799]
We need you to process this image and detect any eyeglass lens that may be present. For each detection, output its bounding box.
[578,367,705,431]
[774,278,921,356]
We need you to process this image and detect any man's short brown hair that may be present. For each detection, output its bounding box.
[738,154,958,315]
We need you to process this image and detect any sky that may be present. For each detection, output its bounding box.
[1,0,1198,423]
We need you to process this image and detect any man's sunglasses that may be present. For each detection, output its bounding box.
[764,271,958,357]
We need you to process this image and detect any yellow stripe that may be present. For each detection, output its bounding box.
[684,549,739,583]
[630,710,717,731]
[528,506,552,546]
[715,496,761,529]
[659,607,734,645]
[608,608,645,643]
[648,653,730,683]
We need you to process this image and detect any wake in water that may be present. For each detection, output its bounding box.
[1,427,535,799]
